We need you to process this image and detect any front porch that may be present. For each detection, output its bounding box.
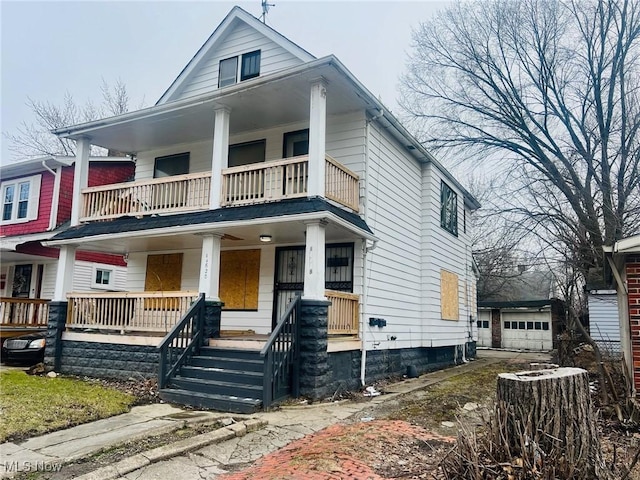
[0,297,49,339]
[63,289,360,343]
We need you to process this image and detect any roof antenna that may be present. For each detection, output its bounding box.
[261,0,275,23]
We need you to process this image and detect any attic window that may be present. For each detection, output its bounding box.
[219,57,238,87]
[241,50,261,81]
[219,50,261,88]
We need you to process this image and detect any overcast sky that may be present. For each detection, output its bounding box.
[1,0,448,162]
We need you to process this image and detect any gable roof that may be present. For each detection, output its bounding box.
[156,6,315,105]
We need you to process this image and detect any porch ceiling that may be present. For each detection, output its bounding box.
[56,60,371,154]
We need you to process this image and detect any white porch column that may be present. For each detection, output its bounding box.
[70,137,90,226]
[210,107,231,210]
[199,233,223,301]
[308,78,327,198]
[303,220,327,300]
[53,245,76,302]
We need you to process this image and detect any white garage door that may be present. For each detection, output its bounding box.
[477,310,492,347]
[502,311,553,350]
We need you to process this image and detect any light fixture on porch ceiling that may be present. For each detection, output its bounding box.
[259,234,272,243]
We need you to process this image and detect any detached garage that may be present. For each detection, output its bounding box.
[477,300,564,351]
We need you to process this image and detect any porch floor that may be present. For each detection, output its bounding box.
[210,332,361,352]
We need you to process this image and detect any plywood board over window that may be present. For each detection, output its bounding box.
[145,253,183,309]
[441,270,459,321]
[220,249,260,310]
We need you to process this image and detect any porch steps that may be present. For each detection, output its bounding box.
[158,346,265,414]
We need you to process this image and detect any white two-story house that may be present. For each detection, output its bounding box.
[44,6,480,412]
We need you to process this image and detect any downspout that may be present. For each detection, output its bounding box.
[360,109,383,386]
[43,160,62,231]
[360,239,378,386]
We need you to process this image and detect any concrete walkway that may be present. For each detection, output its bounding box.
[0,350,550,479]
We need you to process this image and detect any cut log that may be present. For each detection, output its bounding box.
[497,367,607,479]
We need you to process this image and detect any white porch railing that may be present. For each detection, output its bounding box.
[326,290,360,335]
[0,297,50,326]
[80,172,211,221]
[66,291,200,333]
[221,156,309,206]
[79,156,359,221]
[324,156,360,212]
[222,154,359,211]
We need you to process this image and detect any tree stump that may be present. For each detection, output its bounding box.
[497,367,606,479]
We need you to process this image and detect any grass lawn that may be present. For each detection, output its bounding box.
[0,370,136,443]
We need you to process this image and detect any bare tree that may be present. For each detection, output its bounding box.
[401,0,640,279]
[466,176,537,299]
[5,79,132,159]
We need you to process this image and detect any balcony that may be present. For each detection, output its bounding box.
[80,173,212,222]
[80,155,359,222]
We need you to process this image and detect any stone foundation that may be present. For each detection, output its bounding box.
[59,340,159,379]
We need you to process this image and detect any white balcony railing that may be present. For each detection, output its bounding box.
[221,156,308,206]
[222,154,359,211]
[79,155,359,221]
[66,291,200,333]
[80,172,211,221]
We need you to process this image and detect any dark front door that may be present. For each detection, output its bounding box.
[272,243,354,328]
[12,264,32,298]
[273,247,305,328]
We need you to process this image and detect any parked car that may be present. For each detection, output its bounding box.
[1,332,46,365]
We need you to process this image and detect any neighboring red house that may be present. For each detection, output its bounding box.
[0,156,134,332]
[605,235,640,393]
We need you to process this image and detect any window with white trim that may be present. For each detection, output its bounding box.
[1,175,41,224]
[92,267,113,289]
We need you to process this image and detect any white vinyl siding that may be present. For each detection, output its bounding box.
[363,122,423,351]
[588,292,621,355]
[133,113,366,182]
[420,163,475,347]
[170,22,304,102]
[11,261,126,300]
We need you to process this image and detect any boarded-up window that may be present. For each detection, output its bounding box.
[144,253,183,309]
[441,270,459,321]
[220,249,260,310]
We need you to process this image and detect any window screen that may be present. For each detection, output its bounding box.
[219,56,238,87]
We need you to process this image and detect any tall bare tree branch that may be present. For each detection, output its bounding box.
[401,0,640,279]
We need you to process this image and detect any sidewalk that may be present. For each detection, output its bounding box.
[1,350,550,479]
